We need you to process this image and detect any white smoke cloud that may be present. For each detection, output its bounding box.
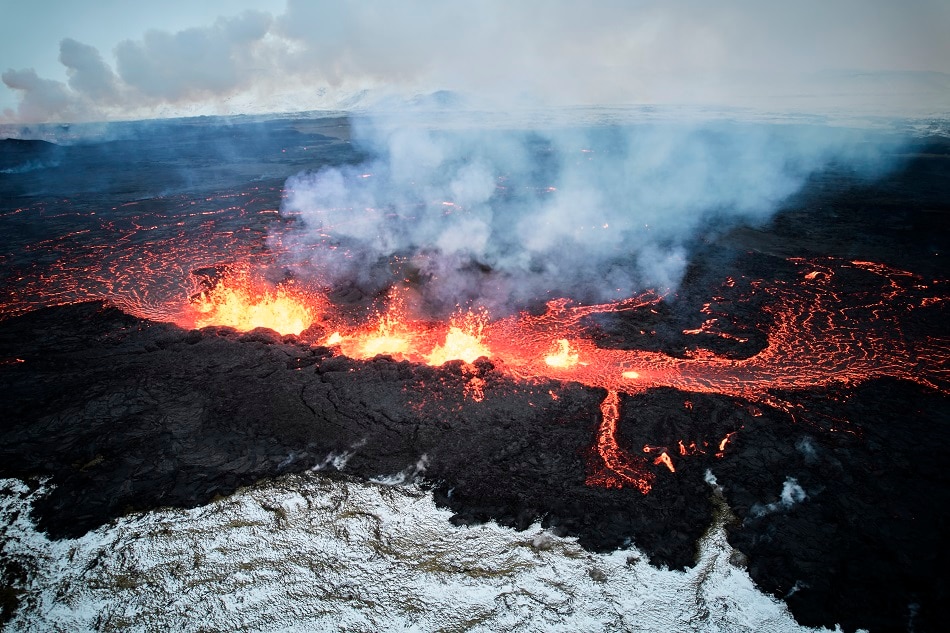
[370,454,430,486]
[115,11,272,102]
[312,438,367,472]
[1,68,77,122]
[3,1,949,122]
[750,477,808,518]
[277,111,904,313]
[796,437,819,464]
[59,38,120,104]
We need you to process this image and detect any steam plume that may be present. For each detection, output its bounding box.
[278,112,904,313]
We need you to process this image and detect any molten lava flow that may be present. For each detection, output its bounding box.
[463,367,487,403]
[682,318,749,343]
[716,432,737,458]
[0,190,294,324]
[586,391,655,493]
[479,257,947,491]
[653,452,676,473]
[678,440,704,456]
[188,274,317,336]
[426,309,491,366]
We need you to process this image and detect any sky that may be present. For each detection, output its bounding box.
[1,0,949,123]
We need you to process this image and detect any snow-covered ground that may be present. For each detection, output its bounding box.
[1,474,831,632]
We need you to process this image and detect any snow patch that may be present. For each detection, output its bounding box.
[1,475,826,631]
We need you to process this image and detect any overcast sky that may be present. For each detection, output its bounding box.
[2,0,948,123]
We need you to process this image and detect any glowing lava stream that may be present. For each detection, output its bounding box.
[584,390,655,493]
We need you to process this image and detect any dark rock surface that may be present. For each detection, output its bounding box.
[0,138,63,174]
[717,381,949,632]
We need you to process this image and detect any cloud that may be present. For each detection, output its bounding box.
[1,68,76,122]
[3,1,950,123]
[59,38,119,104]
[114,11,272,102]
[3,10,275,122]
[272,0,950,109]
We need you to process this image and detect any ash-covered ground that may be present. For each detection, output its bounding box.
[1,112,948,632]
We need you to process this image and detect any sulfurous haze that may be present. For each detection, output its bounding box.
[278,112,907,313]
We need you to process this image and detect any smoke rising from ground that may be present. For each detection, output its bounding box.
[750,477,808,517]
[279,113,905,313]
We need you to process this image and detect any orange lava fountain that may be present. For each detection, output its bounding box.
[186,273,318,336]
[322,290,492,368]
[426,309,490,366]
